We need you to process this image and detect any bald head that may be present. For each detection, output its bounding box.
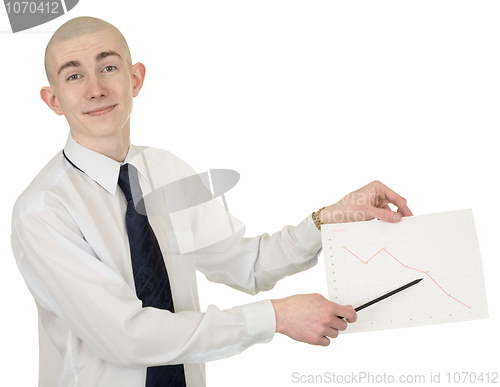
[44,16,132,84]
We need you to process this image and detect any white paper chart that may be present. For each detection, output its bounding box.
[321,209,489,333]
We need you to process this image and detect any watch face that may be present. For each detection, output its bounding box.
[5,0,79,33]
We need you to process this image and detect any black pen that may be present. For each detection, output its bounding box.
[339,278,423,319]
[354,278,423,312]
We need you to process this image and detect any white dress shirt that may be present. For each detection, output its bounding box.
[11,132,322,387]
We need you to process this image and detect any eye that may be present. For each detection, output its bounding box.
[103,65,117,73]
[67,74,81,81]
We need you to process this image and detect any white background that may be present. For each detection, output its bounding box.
[1,1,499,386]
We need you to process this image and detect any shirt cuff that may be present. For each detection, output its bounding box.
[241,299,276,345]
[293,214,322,253]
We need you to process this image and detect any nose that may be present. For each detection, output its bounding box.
[86,74,107,100]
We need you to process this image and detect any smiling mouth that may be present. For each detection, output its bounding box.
[85,105,117,117]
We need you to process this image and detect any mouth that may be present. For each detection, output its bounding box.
[84,104,117,117]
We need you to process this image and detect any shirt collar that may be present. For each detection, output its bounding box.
[63,132,150,196]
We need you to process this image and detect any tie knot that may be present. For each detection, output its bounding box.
[118,164,142,203]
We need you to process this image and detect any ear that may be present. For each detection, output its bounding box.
[40,86,64,116]
[131,62,146,97]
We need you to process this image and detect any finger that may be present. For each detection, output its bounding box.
[336,303,357,323]
[345,306,357,323]
[366,206,401,223]
[375,183,412,217]
[325,327,340,339]
[330,315,348,331]
[317,336,331,347]
[402,205,413,217]
[398,206,412,217]
[346,315,357,324]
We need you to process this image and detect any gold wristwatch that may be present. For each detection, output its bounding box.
[312,206,326,230]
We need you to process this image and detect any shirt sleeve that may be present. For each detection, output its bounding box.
[11,195,277,368]
[161,153,322,295]
[194,214,322,295]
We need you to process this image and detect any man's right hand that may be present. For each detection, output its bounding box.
[271,294,357,346]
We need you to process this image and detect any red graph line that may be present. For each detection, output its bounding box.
[342,246,470,309]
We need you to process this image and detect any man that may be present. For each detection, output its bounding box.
[11,16,412,387]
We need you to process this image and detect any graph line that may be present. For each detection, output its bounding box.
[342,246,470,309]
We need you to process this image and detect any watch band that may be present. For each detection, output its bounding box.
[313,206,326,230]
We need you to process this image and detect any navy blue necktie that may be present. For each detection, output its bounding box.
[118,164,187,387]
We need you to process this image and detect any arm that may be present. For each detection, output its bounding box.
[163,156,323,295]
[11,198,275,368]
[194,180,411,296]
[156,154,410,347]
[194,215,321,295]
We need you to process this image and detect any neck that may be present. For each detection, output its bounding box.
[70,126,131,163]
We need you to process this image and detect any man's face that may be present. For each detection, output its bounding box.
[43,29,143,144]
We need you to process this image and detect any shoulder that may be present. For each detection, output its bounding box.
[130,145,198,180]
[12,150,73,222]
[134,145,192,165]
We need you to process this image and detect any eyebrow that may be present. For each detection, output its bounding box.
[57,51,123,76]
[95,50,122,62]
